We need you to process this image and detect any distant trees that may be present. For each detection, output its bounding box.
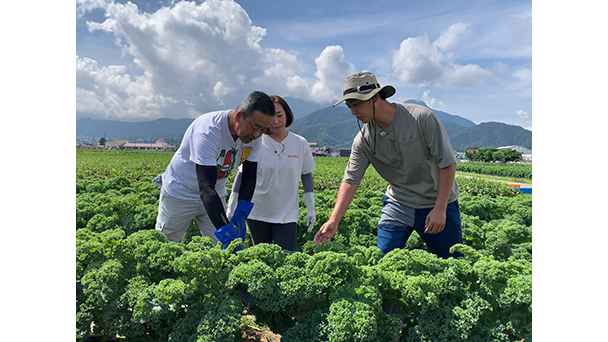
[465,148,522,163]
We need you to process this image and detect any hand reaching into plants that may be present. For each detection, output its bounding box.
[214,223,242,252]
[314,182,359,244]
[313,219,338,244]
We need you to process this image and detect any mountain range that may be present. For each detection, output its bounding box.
[76,100,532,152]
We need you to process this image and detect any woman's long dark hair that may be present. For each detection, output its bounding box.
[269,95,294,127]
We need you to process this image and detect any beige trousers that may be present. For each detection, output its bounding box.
[155,187,224,243]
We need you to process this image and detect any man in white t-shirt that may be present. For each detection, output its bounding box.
[155,91,275,250]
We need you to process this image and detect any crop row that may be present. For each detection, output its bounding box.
[76,150,174,181]
[76,150,526,194]
[456,162,532,179]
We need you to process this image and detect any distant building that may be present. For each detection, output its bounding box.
[310,143,329,157]
[122,138,177,152]
[338,147,351,158]
[106,140,129,150]
[92,138,178,152]
[498,145,531,153]
[498,145,532,160]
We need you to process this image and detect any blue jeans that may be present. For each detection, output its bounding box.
[377,195,464,259]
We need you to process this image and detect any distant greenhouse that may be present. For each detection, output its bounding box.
[107,138,177,152]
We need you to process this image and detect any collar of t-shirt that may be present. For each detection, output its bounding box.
[264,132,289,157]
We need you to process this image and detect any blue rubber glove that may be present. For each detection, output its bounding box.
[230,200,254,241]
[214,223,242,252]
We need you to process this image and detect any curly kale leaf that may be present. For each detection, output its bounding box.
[321,296,401,342]
[281,308,329,342]
[172,248,229,294]
[309,251,360,287]
[127,278,188,340]
[227,259,280,312]
[76,178,160,235]
[168,293,243,342]
[377,248,445,275]
[323,299,377,342]
[227,242,287,269]
[78,259,129,339]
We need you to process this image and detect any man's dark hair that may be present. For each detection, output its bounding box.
[237,91,275,118]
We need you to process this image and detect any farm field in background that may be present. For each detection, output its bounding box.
[456,162,531,181]
[76,150,532,342]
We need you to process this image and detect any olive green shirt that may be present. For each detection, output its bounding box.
[343,103,459,208]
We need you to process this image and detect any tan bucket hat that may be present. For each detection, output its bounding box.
[333,72,395,106]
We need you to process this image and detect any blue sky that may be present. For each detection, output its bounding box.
[76,0,532,128]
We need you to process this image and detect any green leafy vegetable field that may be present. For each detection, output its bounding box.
[456,162,532,180]
[76,150,531,341]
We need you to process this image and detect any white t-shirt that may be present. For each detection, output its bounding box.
[247,132,316,224]
[162,110,260,201]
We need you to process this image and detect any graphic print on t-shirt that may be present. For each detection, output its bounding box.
[217,149,236,179]
[240,147,252,166]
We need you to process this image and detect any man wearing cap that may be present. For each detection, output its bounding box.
[313,72,463,259]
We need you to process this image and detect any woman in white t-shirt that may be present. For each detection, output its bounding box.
[227,95,316,251]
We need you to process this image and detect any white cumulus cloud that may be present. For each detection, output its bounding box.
[422,90,445,110]
[433,22,472,52]
[252,48,307,96]
[76,0,108,18]
[310,46,357,103]
[85,0,265,99]
[78,0,272,119]
[76,56,180,120]
[392,22,491,88]
[516,110,529,120]
[76,0,357,119]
